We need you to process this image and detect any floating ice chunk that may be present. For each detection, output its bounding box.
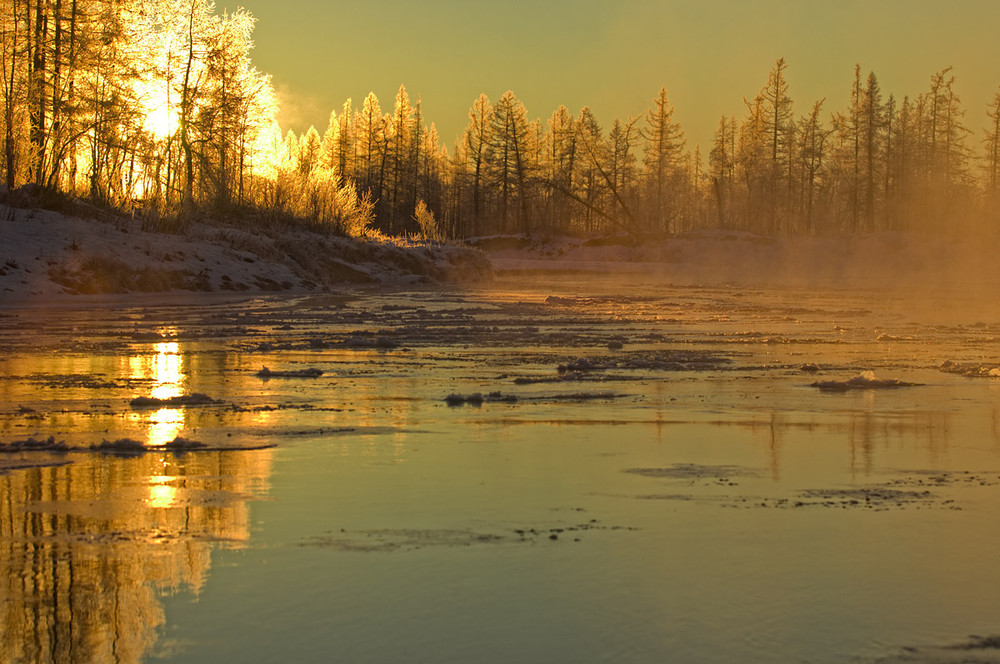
[811,371,920,391]
[256,366,323,378]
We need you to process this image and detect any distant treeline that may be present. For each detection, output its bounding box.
[2,0,999,239]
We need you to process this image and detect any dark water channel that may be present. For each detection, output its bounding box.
[2,276,1000,663]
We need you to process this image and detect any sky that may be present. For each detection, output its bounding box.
[230,0,1000,152]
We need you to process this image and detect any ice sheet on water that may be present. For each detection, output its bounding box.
[809,370,920,390]
[940,359,1000,378]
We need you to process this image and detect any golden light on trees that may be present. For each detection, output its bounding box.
[1,0,999,236]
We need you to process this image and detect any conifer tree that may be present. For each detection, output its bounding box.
[387,83,412,232]
[334,98,353,181]
[489,90,532,234]
[462,93,491,235]
[860,71,884,230]
[356,91,385,199]
[320,108,338,172]
[985,88,1000,197]
[544,104,575,232]
[795,100,828,232]
[641,86,685,233]
[709,115,737,229]
[299,125,321,175]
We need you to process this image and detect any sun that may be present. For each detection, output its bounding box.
[145,101,177,139]
[137,82,179,139]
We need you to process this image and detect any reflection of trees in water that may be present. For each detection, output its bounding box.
[0,450,272,664]
[848,410,950,475]
[743,410,952,479]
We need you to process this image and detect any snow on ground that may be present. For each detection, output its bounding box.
[0,201,491,301]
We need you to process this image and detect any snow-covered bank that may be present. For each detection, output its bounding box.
[479,231,1000,289]
[0,201,492,300]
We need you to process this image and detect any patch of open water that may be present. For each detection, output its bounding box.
[2,276,1000,663]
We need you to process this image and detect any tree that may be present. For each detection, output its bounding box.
[573,106,604,233]
[829,65,865,231]
[641,86,685,233]
[753,57,794,233]
[860,71,884,230]
[487,90,532,235]
[737,93,769,233]
[319,107,338,172]
[709,114,737,229]
[298,125,321,175]
[985,88,1000,197]
[387,83,413,232]
[355,91,385,198]
[795,100,828,232]
[332,98,353,181]
[542,104,575,232]
[462,92,491,235]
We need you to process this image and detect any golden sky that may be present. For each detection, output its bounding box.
[234,0,1000,150]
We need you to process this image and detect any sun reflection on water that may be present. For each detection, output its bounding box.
[147,479,179,509]
[150,341,182,400]
[147,407,184,447]
[128,335,186,445]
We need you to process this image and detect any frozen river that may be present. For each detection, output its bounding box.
[2,273,1000,663]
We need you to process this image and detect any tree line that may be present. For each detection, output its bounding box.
[3,1,999,239]
[1,0,275,225]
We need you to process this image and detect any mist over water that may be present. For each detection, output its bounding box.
[2,273,1000,663]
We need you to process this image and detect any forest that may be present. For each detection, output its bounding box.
[3,0,1000,241]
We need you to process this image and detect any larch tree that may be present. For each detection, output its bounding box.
[488,90,532,235]
[641,86,685,234]
[298,125,321,176]
[544,104,575,232]
[985,88,1000,199]
[462,92,491,236]
[795,100,828,233]
[1,0,29,188]
[355,91,385,201]
[860,71,884,231]
[738,93,769,233]
[833,64,865,231]
[319,108,338,172]
[607,116,638,202]
[334,98,353,181]
[756,57,794,233]
[387,83,412,233]
[709,114,738,229]
[573,106,604,234]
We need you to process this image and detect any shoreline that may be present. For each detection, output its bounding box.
[0,201,492,301]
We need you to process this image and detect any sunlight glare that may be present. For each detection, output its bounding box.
[128,337,186,445]
[148,407,184,447]
[147,477,180,509]
[151,342,182,400]
[138,84,178,139]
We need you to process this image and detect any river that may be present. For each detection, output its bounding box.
[2,274,999,663]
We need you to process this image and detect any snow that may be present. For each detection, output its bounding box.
[0,202,491,301]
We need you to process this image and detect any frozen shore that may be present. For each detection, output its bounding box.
[0,200,492,301]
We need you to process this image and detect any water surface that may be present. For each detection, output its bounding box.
[2,277,1000,663]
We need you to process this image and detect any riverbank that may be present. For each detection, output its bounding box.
[0,199,492,301]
